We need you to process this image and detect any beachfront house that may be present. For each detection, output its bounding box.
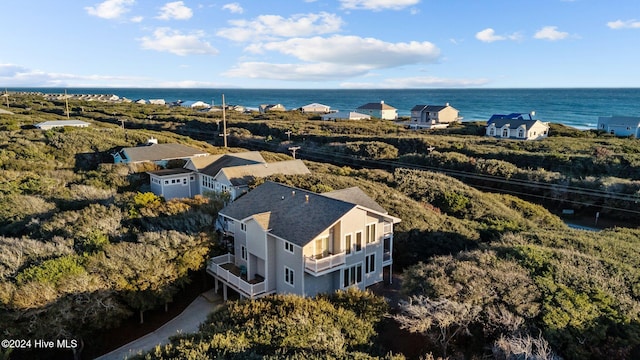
[410,103,461,129]
[356,101,397,120]
[180,100,211,109]
[209,181,400,300]
[300,103,331,113]
[34,120,90,130]
[148,151,310,200]
[486,113,550,140]
[597,116,640,137]
[112,139,209,166]
[321,111,371,121]
[259,104,286,113]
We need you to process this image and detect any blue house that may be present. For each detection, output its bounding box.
[597,116,640,137]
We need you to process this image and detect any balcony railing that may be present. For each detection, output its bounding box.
[304,252,346,274]
[383,222,392,235]
[207,254,266,298]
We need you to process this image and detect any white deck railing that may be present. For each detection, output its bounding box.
[304,252,346,273]
[207,254,266,298]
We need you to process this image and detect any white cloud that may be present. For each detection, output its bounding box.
[139,28,218,56]
[534,26,569,41]
[254,35,440,68]
[131,16,144,23]
[475,28,521,43]
[607,19,640,29]
[222,3,244,14]
[0,63,150,87]
[223,62,372,80]
[217,12,343,42]
[340,0,420,11]
[340,76,490,89]
[85,0,135,20]
[157,1,193,20]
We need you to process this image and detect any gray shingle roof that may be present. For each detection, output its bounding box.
[220,182,359,247]
[322,187,387,214]
[121,143,208,163]
[199,153,265,177]
[220,159,310,186]
[357,102,396,110]
[487,118,542,129]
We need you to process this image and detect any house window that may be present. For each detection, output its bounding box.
[164,180,169,185]
[241,245,247,261]
[489,128,495,136]
[183,178,187,185]
[366,254,375,274]
[502,128,509,137]
[355,232,362,252]
[240,223,246,232]
[343,264,363,288]
[190,176,194,181]
[314,236,329,258]
[345,234,352,255]
[284,266,294,286]
[284,241,294,254]
[365,223,377,244]
[518,129,525,138]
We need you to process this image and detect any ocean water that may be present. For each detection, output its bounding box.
[9,87,640,130]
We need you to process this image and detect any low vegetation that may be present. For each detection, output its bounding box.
[2,93,640,359]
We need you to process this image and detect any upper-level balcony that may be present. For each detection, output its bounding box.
[304,252,346,275]
[207,253,266,299]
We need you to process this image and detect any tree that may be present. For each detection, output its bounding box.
[395,296,481,358]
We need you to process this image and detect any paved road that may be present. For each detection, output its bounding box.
[96,290,222,360]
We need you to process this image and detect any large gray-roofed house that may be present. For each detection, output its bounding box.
[597,116,640,137]
[219,181,355,247]
[486,113,549,140]
[210,181,400,299]
[112,143,209,164]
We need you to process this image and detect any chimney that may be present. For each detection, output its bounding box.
[305,194,309,203]
[292,190,296,197]
[380,100,384,104]
[446,102,450,106]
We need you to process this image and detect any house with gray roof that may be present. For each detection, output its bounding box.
[35,120,90,130]
[486,113,550,140]
[597,116,640,137]
[148,151,310,200]
[356,101,397,120]
[209,181,400,300]
[410,103,461,129]
[112,141,209,165]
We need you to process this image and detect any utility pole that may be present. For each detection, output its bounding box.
[64,89,70,119]
[288,146,301,159]
[221,94,228,148]
[285,130,292,141]
[3,89,8,108]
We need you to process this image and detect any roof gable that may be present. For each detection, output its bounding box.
[198,151,266,176]
[121,143,208,163]
[357,102,396,110]
[218,159,310,186]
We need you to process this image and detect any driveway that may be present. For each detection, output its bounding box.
[96,289,222,360]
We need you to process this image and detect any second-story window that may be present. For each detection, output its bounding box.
[241,246,247,261]
[284,266,294,286]
[366,254,375,274]
[355,232,362,252]
[240,223,246,232]
[345,234,352,255]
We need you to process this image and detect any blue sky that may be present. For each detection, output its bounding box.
[1,0,639,88]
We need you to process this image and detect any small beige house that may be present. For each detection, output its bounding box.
[486,113,550,140]
[410,103,461,129]
[321,111,371,121]
[300,103,331,113]
[259,104,286,113]
[356,101,397,120]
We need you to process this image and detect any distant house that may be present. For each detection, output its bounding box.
[300,103,331,113]
[149,99,166,105]
[486,113,550,140]
[597,116,640,137]
[35,120,90,130]
[410,103,461,129]
[134,99,148,105]
[259,104,286,113]
[321,111,371,121]
[112,140,209,165]
[209,181,400,300]
[356,101,397,120]
[148,151,311,200]
[180,100,210,108]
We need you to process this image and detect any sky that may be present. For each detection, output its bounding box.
[1,0,639,89]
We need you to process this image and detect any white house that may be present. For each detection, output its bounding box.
[486,113,550,140]
[35,120,90,130]
[259,104,286,113]
[180,100,211,108]
[300,103,331,113]
[356,101,397,120]
[210,181,400,300]
[410,103,461,129]
[597,116,640,137]
[321,111,371,121]
[148,151,310,200]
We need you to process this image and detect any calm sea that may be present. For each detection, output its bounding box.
[9,88,640,130]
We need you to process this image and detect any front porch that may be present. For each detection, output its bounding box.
[207,254,270,300]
